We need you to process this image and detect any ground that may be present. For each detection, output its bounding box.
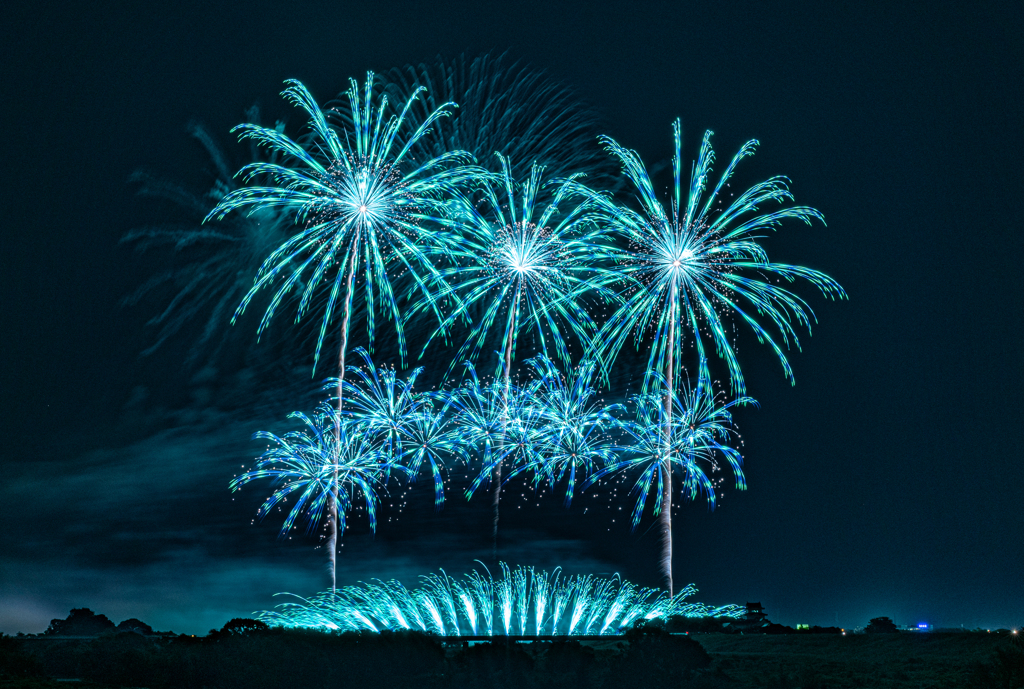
[696,632,1012,688]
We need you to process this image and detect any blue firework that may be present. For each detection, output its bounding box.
[585,359,755,530]
[571,120,846,395]
[332,348,464,510]
[446,362,544,501]
[508,356,623,506]
[332,348,425,460]
[230,402,392,538]
[205,75,483,373]
[396,392,466,511]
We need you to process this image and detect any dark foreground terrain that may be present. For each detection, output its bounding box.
[2,623,1021,689]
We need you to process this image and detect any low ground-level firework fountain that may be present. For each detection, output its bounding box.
[256,563,743,636]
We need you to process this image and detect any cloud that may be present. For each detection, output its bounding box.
[0,413,631,636]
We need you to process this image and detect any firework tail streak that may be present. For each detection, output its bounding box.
[206,75,482,589]
[569,119,845,594]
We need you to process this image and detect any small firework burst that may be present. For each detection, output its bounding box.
[585,359,755,530]
[231,402,394,538]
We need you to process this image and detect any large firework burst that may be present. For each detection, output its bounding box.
[206,75,481,373]
[407,157,616,553]
[414,155,617,378]
[575,120,846,396]
[207,75,483,588]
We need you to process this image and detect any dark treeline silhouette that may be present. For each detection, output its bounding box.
[5,619,723,689]
[5,613,1023,688]
[865,616,899,634]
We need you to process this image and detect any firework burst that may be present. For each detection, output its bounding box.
[395,393,466,511]
[563,120,843,593]
[332,348,465,511]
[414,155,618,378]
[205,75,482,372]
[507,356,623,506]
[446,362,544,502]
[571,120,846,395]
[332,348,425,459]
[585,359,755,531]
[230,402,393,538]
[256,563,744,635]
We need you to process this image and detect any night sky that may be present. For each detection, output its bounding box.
[2,1,1022,636]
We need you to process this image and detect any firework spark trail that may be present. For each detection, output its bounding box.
[207,74,484,588]
[563,120,843,593]
[408,155,619,553]
[256,563,744,636]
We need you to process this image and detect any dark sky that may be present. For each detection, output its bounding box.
[2,0,1022,635]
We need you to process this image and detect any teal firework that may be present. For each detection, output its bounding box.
[573,120,846,394]
[122,118,296,374]
[446,363,508,490]
[333,348,425,460]
[447,362,545,501]
[387,53,618,187]
[230,402,392,538]
[331,348,464,510]
[205,75,482,372]
[585,359,755,530]
[396,392,466,511]
[508,356,623,506]
[415,155,617,377]
[256,563,743,635]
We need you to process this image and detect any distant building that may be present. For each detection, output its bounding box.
[744,602,768,625]
[865,617,898,634]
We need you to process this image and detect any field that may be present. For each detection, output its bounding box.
[696,632,1015,688]
[2,629,1020,689]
